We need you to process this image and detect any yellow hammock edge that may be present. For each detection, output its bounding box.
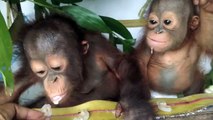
[34,93,213,120]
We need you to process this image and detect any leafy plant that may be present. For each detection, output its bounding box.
[204,62,213,89]
[0,11,14,95]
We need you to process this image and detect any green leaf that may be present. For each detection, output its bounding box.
[27,0,58,10]
[34,4,49,20]
[60,5,111,33]
[51,0,60,6]
[58,0,83,4]
[30,0,111,33]
[113,37,135,53]
[51,0,83,5]
[101,16,133,39]
[9,13,25,41]
[100,16,135,52]
[8,0,20,4]
[0,12,14,94]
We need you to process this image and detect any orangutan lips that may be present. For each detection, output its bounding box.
[51,94,66,105]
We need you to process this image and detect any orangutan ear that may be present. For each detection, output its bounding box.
[81,40,89,55]
[190,16,199,30]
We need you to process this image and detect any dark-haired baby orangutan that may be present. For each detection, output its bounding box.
[1,15,154,120]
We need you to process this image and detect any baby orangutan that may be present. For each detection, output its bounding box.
[6,14,153,120]
[135,0,213,96]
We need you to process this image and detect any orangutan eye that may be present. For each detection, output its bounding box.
[164,19,172,25]
[36,70,46,77]
[51,66,61,71]
[149,20,158,25]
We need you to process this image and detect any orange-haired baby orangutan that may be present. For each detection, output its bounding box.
[135,0,213,96]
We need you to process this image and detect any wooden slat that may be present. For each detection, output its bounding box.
[119,19,147,28]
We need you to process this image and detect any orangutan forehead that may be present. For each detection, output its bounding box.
[23,33,68,60]
[25,30,68,52]
[151,0,192,15]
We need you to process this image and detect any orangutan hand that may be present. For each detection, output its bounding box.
[193,0,213,13]
[0,103,45,120]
